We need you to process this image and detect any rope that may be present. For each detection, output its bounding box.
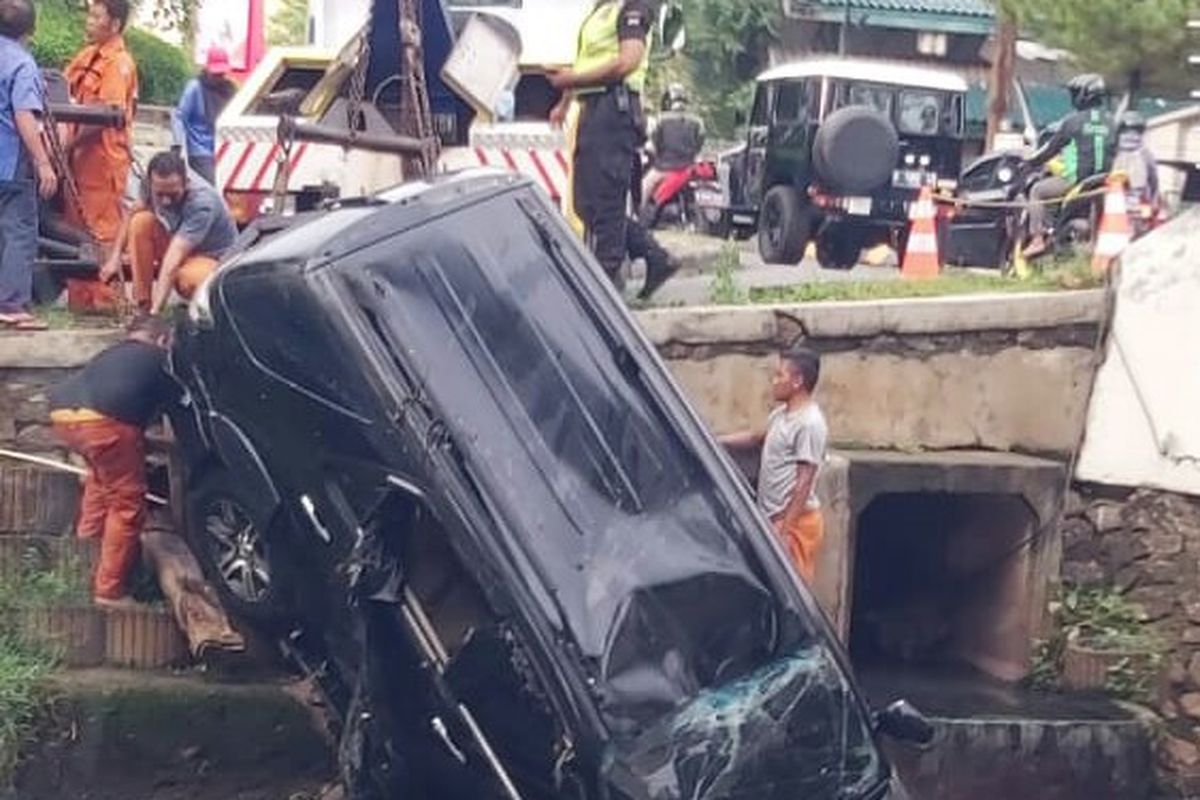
[931,184,1112,212]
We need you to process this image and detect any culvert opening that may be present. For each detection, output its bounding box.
[849,492,1037,683]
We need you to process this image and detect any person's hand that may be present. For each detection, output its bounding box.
[547,68,575,91]
[99,254,122,284]
[34,161,58,200]
[549,99,570,129]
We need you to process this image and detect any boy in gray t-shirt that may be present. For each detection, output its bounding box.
[720,346,827,583]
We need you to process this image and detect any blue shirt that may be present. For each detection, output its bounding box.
[0,35,44,182]
[173,78,215,158]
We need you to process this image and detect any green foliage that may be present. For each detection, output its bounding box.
[0,638,53,786]
[1005,0,1192,93]
[30,0,193,106]
[127,27,192,107]
[1029,587,1164,703]
[707,243,748,304]
[748,266,1099,305]
[680,0,781,138]
[0,556,79,786]
[269,0,310,47]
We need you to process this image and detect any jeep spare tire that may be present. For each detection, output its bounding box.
[813,106,900,194]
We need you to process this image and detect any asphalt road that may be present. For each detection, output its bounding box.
[635,231,900,306]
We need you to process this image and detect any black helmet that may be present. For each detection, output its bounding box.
[1067,74,1106,110]
[1118,111,1147,133]
[662,82,688,112]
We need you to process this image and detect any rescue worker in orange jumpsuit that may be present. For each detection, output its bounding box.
[63,0,137,247]
[49,315,177,610]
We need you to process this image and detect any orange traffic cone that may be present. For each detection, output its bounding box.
[901,186,940,279]
[1092,174,1132,274]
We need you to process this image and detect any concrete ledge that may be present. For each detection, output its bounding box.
[635,290,1105,346]
[0,330,122,369]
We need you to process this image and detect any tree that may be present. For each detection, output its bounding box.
[269,0,310,47]
[1005,0,1192,94]
[679,0,782,138]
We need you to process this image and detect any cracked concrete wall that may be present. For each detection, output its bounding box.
[638,291,1105,457]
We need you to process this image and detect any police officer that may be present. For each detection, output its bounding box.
[549,0,678,300]
[1024,74,1112,257]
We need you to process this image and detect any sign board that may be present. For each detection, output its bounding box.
[441,14,521,120]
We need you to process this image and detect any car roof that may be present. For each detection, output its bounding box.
[757,58,969,93]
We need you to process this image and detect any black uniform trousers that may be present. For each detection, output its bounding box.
[573,88,670,282]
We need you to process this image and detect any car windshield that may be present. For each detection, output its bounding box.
[337,188,885,796]
[835,81,961,136]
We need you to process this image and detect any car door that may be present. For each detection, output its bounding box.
[762,78,814,193]
[744,82,773,209]
[221,269,385,661]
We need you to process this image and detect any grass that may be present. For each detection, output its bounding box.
[707,242,748,305]
[33,306,121,331]
[749,260,1102,305]
[0,554,88,786]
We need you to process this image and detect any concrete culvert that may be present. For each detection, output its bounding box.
[813,106,900,194]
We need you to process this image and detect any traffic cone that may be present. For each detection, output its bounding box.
[901,186,941,279]
[1092,174,1132,274]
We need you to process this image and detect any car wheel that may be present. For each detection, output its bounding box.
[185,471,293,624]
[816,231,862,270]
[758,186,814,264]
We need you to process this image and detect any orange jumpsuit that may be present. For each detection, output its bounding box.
[774,510,825,584]
[64,35,138,244]
[51,412,147,600]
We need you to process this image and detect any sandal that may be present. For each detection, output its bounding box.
[0,312,48,331]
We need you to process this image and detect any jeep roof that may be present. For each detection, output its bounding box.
[757,57,969,93]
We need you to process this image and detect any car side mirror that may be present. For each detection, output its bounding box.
[874,700,935,748]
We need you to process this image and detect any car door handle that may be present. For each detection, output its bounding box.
[299,494,332,543]
[431,716,467,763]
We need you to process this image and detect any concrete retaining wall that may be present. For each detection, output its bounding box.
[637,290,1105,457]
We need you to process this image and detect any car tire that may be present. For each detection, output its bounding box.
[816,231,862,270]
[185,470,293,625]
[813,106,900,195]
[758,186,814,265]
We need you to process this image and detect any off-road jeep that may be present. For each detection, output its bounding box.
[708,58,967,269]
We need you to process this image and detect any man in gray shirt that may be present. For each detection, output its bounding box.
[721,346,828,582]
[101,149,236,313]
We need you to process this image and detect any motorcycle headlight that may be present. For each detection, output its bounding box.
[188,271,217,329]
[919,154,932,168]
[997,166,1015,184]
[904,153,917,166]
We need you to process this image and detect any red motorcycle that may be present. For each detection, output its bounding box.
[639,160,719,231]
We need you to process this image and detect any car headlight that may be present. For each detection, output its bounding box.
[904,153,917,166]
[188,272,217,328]
[918,154,932,168]
[997,166,1015,183]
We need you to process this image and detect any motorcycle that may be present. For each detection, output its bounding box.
[638,159,719,232]
[944,150,1111,270]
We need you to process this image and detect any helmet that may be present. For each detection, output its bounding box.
[1118,111,1147,133]
[662,83,688,112]
[1067,74,1106,110]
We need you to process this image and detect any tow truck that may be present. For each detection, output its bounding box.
[215,0,683,224]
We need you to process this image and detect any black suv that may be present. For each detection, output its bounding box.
[710,58,967,269]
[169,171,919,799]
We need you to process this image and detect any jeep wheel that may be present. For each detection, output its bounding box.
[758,186,814,264]
[185,471,292,624]
[816,231,862,270]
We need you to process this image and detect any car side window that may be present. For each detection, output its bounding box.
[773,82,806,123]
[224,272,369,418]
[750,85,770,126]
